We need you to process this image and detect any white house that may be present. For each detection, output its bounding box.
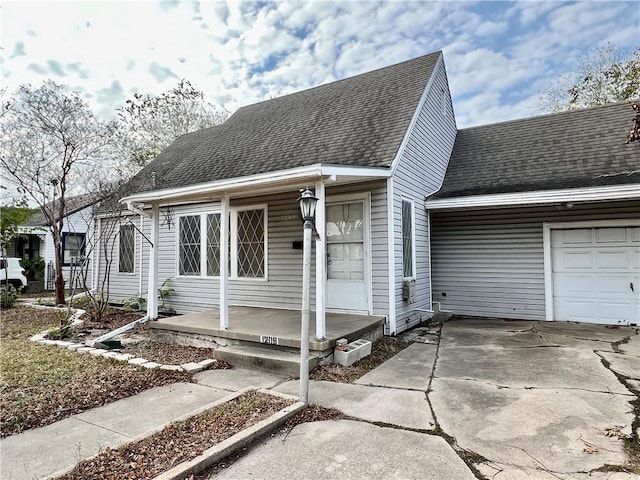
[13,194,96,291]
[96,50,456,338]
[97,50,639,344]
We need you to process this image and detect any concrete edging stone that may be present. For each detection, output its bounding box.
[26,303,218,373]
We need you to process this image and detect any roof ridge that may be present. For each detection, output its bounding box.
[235,50,442,111]
[459,99,639,132]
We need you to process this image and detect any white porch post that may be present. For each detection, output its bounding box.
[219,194,230,329]
[147,203,159,320]
[314,180,326,340]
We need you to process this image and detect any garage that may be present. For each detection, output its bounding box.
[550,226,640,325]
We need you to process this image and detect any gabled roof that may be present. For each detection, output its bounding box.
[123,51,442,196]
[432,102,640,199]
[24,193,98,226]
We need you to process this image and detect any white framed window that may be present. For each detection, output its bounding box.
[206,213,221,276]
[401,199,415,279]
[176,205,267,279]
[230,205,267,279]
[118,224,136,273]
[178,214,201,276]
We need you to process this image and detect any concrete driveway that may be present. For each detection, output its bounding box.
[207,318,638,479]
[431,319,639,479]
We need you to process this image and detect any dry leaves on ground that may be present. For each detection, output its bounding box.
[55,391,292,480]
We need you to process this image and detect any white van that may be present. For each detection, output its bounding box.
[0,258,28,291]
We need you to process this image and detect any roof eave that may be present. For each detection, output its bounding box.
[120,163,392,208]
[425,184,640,210]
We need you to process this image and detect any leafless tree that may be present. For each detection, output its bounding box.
[0,81,116,305]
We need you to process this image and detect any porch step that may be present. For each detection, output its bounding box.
[214,345,319,377]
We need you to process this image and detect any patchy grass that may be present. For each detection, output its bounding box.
[310,336,408,383]
[0,306,191,438]
[55,391,292,480]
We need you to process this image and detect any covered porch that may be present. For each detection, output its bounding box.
[149,306,385,356]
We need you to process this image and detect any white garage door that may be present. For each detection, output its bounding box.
[551,226,640,325]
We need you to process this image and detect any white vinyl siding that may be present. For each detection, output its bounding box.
[430,200,640,320]
[390,57,457,333]
[96,214,142,301]
[98,181,389,316]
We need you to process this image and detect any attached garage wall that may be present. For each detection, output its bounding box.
[430,200,640,320]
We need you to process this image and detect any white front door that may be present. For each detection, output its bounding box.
[551,226,640,325]
[326,200,369,312]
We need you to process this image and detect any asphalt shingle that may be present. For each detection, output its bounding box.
[433,102,640,199]
[124,51,441,196]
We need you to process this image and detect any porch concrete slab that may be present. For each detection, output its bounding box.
[355,342,436,390]
[212,419,475,480]
[152,306,384,352]
[75,382,227,438]
[194,368,287,391]
[274,380,434,429]
[0,416,129,480]
[598,351,640,380]
[435,342,627,393]
[430,377,633,474]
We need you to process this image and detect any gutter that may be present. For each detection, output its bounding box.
[425,183,640,210]
[92,315,150,348]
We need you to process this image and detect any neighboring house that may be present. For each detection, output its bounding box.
[97,50,457,335]
[11,194,97,290]
[426,102,640,326]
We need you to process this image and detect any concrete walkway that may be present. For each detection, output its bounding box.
[2,320,637,480]
[206,321,638,480]
[1,383,229,480]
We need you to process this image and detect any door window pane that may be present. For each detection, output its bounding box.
[326,202,364,281]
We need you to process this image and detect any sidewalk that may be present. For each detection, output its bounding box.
[1,383,229,480]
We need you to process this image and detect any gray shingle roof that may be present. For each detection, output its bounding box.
[24,193,98,226]
[432,102,640,199]
[126,51,441,195]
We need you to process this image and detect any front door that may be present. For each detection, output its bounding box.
[326,200,369,311]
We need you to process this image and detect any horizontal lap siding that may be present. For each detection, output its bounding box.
[392,58,457,333]
[159,202,220,313]
[430,200,640,320]
[104,183,388,315]
[98,214,141,302]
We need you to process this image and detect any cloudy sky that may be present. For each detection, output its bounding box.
[2,1,639,129]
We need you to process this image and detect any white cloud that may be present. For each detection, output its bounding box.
[2,0,639,129]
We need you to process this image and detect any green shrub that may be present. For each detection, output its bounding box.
[20,257,45,280]
[123,296,147,312]
[1,284,18,308]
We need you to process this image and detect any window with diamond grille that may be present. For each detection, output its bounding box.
[402,200,414,278]
[206,213,221,276]
[236,209,265,278]
[179,215,201,276]
[119,224,135,273]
